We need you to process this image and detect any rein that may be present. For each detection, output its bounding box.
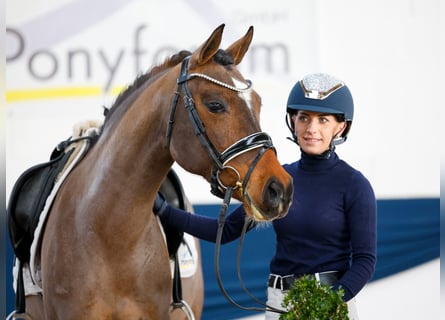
[214,187,286,315]
[167,56,275,199]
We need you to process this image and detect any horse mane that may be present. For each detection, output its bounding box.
[103,50,192,123]
[214,49,234,67]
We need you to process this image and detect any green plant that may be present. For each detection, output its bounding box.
[279,275,349,320]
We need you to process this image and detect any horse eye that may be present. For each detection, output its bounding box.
[206,101,226,113]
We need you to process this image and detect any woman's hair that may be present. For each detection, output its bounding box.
[290,110,346,123]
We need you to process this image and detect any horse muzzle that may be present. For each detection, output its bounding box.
[244,176,293,221]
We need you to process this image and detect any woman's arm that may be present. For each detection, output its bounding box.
[335,173,377,301]
[155,195,253,243]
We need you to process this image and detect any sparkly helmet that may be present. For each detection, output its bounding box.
[285,73,354,146]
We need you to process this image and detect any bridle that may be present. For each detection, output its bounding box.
[166,56,286,316]
[167,56,275,199]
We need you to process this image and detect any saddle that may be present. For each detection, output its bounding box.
[8,143,75,264]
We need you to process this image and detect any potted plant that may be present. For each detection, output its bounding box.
[280,275,349,320]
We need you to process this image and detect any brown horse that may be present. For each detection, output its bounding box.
[25,24,293,319]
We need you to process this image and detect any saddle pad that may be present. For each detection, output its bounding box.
[170,233,199,278]
[11,127,97,295]
[29,128,97,288]
[12,260,41,296]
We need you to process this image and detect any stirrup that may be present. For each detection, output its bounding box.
[6,311,33,320]
[170,300,195,320]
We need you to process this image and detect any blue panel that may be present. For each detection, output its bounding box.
[371,198,439,280]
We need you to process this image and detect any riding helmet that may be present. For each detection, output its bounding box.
[286,73,354,145]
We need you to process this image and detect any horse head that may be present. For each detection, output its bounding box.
[167,24,293,221]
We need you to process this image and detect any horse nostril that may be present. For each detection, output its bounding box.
[261,178,293,219]
[264,179,283,210]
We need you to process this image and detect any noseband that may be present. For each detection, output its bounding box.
[167,56,275,199]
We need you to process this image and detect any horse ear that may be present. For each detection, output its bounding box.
[225,26,254,65]
[193,24,225,66]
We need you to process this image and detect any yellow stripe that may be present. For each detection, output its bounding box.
[6,86,122,103]
[110,86,125,96]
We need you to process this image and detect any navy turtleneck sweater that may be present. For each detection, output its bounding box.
[160,151,377,301]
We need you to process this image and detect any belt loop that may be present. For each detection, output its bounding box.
[273,275,279,289]
[314,273,320,282]
[280,276,284,291]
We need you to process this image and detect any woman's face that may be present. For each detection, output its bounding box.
[292,110,346,155]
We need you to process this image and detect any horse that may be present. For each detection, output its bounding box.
[15,24,293,319]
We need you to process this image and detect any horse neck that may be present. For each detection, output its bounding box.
[94,82,175,210]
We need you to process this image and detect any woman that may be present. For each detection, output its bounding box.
[154,73,377,320]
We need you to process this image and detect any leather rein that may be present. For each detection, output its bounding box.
[167,56,285,316]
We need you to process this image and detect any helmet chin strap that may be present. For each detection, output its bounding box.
[287,137,334,160]
[312,146,334,160]
[316,129,344,159]
[331,124,348,146]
